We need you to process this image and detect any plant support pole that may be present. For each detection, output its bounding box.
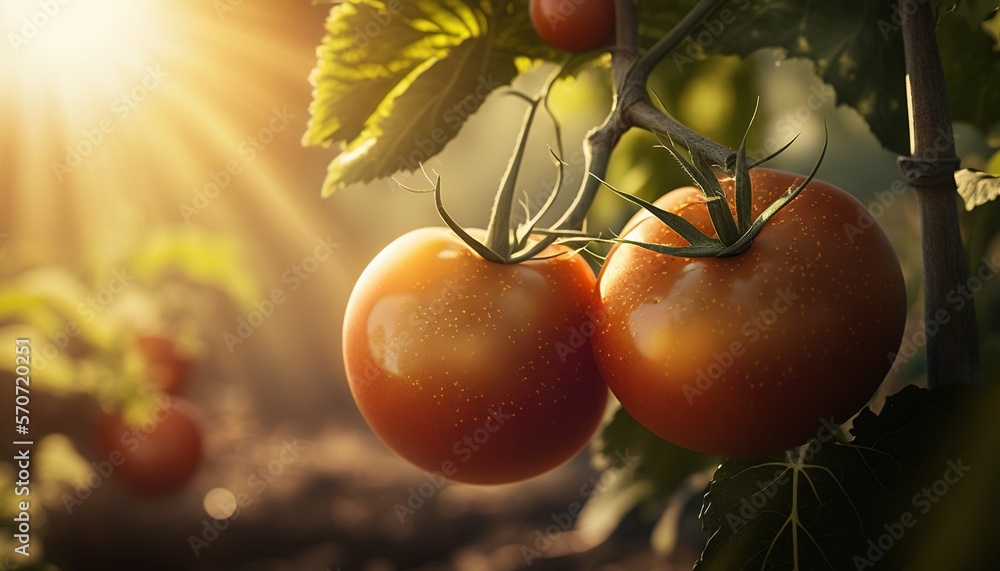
[898,0,983,387]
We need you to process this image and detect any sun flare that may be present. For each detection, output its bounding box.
[0,0,328,270]
[2,0,171,105]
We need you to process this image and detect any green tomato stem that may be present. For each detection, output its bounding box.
[631,0,734,84]
[484,98,540,259]
[554,0,736,233]
[554,124,617,231]
[551,0,638,232]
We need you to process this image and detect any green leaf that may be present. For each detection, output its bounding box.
[938,0,1000,32]
[956,168,1000,210]
[696,384,998,571]
[695,1,910,155]
[0,324,78,390]
[690,1,1000,154]
[579,405,714,546]
[635,0,1000,153]
[936,11,1000,140]
[0,267,118,348]
[304,0,557,196]
[126,227,260,310]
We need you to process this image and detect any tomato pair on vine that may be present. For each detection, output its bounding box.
[342,32,906,480]
[343,173,905,482]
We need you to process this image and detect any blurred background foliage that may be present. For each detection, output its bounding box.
[0,0,998,570]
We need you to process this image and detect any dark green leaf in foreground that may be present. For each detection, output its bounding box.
[696,384,998,571]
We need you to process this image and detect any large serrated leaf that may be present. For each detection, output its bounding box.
[696,384,998,571]
[303,1,428,147]
[305,0,556,196]
[321,38,519,196]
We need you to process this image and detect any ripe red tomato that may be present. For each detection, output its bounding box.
[529,0,615,53]
[137,334,191,395]
[592,169,907,457]
[343,228,608,484]
[98,398,203,497]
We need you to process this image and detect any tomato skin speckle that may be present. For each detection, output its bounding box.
[343,228,607,484]
[592,169,907,457]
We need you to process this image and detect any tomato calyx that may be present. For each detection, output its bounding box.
[400,63,597,264]
[601,108,830,258]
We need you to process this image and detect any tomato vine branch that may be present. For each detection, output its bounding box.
[551,0,637,231]
[625,100,734,167]
[484,95,542,259]
[554,0,735,231]
[631,0,732,91]
[898,0,984,387]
